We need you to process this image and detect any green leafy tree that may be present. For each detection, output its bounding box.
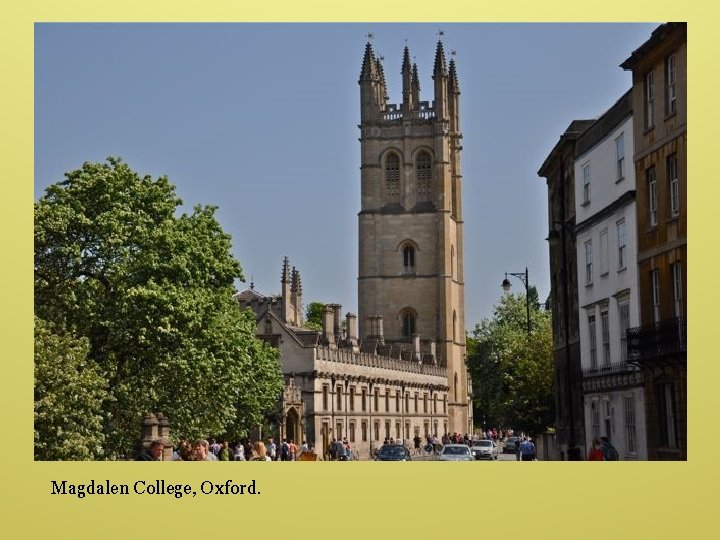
[34,318,109,460]
[304,301,325,331]
[467,289,554,435]
[34,158,283,457]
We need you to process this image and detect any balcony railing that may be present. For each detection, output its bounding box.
[627,317,686,365]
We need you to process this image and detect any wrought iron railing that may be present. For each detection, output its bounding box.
[627,317,686,364]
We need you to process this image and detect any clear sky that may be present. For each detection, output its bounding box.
[35,22,659,329]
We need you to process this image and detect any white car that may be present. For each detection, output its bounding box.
[438,444,474,461]
[471,439,498,460]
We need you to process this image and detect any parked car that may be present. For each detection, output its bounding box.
[374,444,412,461]
[471,439,498,460]
[437,444,474,461]
[503,436,520,454]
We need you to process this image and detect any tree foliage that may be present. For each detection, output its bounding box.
[304,301,325,331]
[34,318,109,460]
[467,290,554,435]
[34,158,283,458]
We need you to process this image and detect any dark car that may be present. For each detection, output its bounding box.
[375,444,412,461]
[503,436,520,454]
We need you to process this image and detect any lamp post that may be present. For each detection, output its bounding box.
[429,384,435,438]
[368,379,374,459]
[502,267,531,334]
[400,381,406,444]
[330,373,336,459]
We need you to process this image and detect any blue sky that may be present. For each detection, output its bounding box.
[34,23,658,328]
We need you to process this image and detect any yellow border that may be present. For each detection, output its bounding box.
[3,2,714,538]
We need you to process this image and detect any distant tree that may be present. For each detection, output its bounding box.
[34,318,108,460]
[34,158,283,457]
[467,290,554,435]
[304,301,325,331]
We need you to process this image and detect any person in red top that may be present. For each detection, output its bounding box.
[588,437,605,460]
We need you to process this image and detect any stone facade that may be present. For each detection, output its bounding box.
[236,267,450,459]
[621,23,687,460]
[357,41,472,434]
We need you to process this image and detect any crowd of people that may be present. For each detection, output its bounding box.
[138,437,315,461]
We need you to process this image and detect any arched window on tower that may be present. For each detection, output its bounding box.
[453,311,457,341]
[451,245,455,279]
[416,150,432,201]
[403,244,415,273]
[385,152,400,203]
[400,308,417,338]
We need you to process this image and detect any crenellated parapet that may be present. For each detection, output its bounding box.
[315,345,446,379]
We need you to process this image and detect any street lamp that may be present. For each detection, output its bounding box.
[502,266,531,334]
[429,384,435,438]
[330,373,336,459]
[400,381,406,444]
[368,379,374,458]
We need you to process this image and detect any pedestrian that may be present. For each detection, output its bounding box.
[251,441,272,461]
[218,440,231,461]
[137,439,164,461]
[600,436,619,460]
[192,439,217,461]
[267,437,277,461]
[234,441,246,461]
[289,439,298,461]
[588,438,605,461]
[519,437,535,461]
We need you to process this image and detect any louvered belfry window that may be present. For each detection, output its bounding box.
[385,152,400,202]
[416,150,432,200]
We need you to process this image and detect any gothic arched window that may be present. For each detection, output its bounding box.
[400,308,417,338]
[385,152,400,202]
[453,310,457,341]
[403,244,415,273]
[416,150,432,201]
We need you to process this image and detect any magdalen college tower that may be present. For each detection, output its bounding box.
[357,40,472,433]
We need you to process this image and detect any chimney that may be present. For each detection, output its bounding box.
[345,312,358,350]
[413,334,421,362]
[322,305,335,346]
[327,303,342,341]
[376,315,384,344]
[429,340,437,365]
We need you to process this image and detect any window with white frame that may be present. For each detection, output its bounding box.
[616,133,625,180]
[647,166,657,227]
[651,270,661,323]
[666,53,677,115]
[582,162,591,204]
[619,299,630,363]
[673,262,683,319]
[645,70,655,130]
[585,240,593,286]
[589,313,597,368]
[617,219,627,270]
[601,310,610,366]
[600,229,609,275]
[624,395,637,454]
[668,154,679,217]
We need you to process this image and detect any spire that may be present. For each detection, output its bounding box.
[433,40,447,78]
[402,46,414,113]
[402,46,412,75]
[359,42,377,82]
[281,256,290,283]
[376,57,388,105]
[291,267,298,291]
[448,58,459,93]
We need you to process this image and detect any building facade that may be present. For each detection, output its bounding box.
[236,40,472,457]
[621,23,687,460]
[357,41,472,434]
[538,119,595,460]
[574,90,648,460]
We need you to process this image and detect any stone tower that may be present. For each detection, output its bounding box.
[357,41,471,434]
